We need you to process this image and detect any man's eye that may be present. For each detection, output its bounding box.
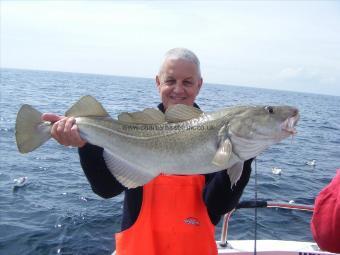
[184,81,193,86]
[165,80,175,85]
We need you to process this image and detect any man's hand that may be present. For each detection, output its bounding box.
[41,113,86,148]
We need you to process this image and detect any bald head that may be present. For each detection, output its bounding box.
[159,48,201,78]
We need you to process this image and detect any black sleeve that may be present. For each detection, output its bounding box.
[78,143,126,198]
[203,158,253,225]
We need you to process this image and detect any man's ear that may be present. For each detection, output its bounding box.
[198,78,203,92]
[156,75,161,90]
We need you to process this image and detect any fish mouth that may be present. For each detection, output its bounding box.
[281,111,300,134]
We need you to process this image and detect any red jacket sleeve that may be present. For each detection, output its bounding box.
[311,169,340,253]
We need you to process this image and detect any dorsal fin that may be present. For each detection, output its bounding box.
[165,104,203,123]
[65,95,110,117]
[118,112,134,123]
[118,108,165,124]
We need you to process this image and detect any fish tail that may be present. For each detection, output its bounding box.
[15,104,51,153]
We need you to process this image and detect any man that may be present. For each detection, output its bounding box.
[311,169,340,253]
[42,48,252,254]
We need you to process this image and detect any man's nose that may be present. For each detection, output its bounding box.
[173,82,185,93]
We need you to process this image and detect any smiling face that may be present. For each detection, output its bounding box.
[156,58,203,110]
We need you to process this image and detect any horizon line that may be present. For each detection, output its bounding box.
[1,66,339,98]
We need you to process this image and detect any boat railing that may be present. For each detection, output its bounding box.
[219,199,314,248]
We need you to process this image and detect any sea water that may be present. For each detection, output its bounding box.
[1,68,339,254]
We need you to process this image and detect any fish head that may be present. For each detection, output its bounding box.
[226,105,299,159]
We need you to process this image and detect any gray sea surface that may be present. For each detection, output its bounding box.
[1,68,339,254]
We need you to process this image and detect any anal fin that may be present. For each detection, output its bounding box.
[103,149,157,189]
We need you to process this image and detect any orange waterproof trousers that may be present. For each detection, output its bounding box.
[115,174,218,255]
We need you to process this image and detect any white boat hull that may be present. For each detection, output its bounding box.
[112,240,338,255]
[217,240,338,254]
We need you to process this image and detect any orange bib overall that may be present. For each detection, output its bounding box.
[115,174,217,255]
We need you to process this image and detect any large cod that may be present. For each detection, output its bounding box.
[15,95,299,188]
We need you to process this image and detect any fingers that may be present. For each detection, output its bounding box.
[41,113,63,123]
[51,118,65,144]
[50,117,86,147]
[70,124,86,147]
[64,117,75,134]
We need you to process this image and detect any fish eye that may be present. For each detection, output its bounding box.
[264,106,274,114]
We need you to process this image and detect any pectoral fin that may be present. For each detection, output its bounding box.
[227,162,244,188]
[212,138,232,167]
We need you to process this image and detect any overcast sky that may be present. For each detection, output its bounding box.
[1,1,340,96]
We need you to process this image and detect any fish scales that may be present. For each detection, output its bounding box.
[76,116,222,174]
[15,95,299,189]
